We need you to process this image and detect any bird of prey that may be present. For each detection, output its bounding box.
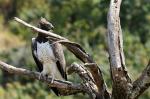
[31,17,67,96]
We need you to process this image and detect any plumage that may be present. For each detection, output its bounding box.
[31,18,67,96]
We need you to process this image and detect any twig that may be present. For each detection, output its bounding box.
[0,60,85,95]
[130,60,150,99]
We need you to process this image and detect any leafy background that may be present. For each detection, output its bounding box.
[0,0,149,99]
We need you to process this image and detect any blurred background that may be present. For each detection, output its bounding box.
[0,0,149,99]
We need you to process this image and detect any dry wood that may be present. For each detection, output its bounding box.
[68,62,98,99]
[107,0,132,98]
[0,60,85,95]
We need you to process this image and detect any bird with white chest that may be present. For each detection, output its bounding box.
[31,17,67,96]
[36,41,57,79]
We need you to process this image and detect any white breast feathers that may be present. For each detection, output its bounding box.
[37,41,56,63]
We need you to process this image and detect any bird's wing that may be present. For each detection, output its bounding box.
[31,38,43,72]
[52,42,67,80]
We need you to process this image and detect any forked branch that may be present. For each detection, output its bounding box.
[68,62,98,99]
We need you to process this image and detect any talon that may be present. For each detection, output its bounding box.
[39,73,42,80]
[51,75,54,83]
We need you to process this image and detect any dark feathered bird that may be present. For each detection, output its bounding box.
[31,17,67,96]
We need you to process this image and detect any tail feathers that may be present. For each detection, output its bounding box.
[51,87,60,96]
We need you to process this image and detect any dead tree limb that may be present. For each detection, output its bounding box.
[107,0,132,98]
[130,60,150,99]
[0,60,85,95]
[14,17,66,41]
[68,62,98,99]
[14,17,110,99]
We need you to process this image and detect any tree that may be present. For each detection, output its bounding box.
[0,0,149,99]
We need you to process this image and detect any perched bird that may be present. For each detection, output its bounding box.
[31,17,67,96]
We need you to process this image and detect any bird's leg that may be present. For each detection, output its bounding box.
[50,74,54,83]
[38,72,43,80]
[47,73,54,83]
[38,71,48,80]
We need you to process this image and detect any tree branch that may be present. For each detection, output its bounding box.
[14,17,110,99]
[0,60,85,95]
[14,17,67,41]
[130,60,150,99]
[107,0,132,98]
[69,62,103,99]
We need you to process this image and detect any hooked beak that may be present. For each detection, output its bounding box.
[48,22,54,30]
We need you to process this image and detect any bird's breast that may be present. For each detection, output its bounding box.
[37,41,56,63]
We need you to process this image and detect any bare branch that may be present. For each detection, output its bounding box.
[130,60,150,99]
[68,62,99,99]
[14,17,110,99]
[107,0,132,98]
[0,60,85,95]
[14,17,67,40]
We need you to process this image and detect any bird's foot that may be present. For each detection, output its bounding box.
[38,73,42,80]
[39,73,54,83]
[38,73,49,80]
[48,75,54,83]
[51,76,54,83]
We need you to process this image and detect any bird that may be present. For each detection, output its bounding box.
[31,17,67,96]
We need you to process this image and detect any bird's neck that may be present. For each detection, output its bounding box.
[36,33,48,43]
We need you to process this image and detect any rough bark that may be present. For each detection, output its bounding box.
[107,0,132,98]
[68,63,98,99]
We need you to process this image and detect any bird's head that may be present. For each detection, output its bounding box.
[38,17,54,31]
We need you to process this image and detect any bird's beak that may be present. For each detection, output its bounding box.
[49,23,54,30]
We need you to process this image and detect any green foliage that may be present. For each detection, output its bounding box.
[0,0,149,99]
